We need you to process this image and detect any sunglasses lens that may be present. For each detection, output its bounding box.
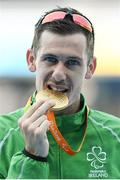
[42,11,66,24]
[73,14,92,32]
[41,11,92,33]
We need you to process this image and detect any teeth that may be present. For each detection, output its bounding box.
[52,87,66,92]
[48,85,67,92]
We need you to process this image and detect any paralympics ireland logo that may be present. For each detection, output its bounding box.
[87,146,108,178]
[87,146,106,169]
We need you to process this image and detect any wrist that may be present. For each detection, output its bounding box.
[23,148,47,162]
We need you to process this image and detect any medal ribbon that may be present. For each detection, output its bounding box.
[24,96,89,156]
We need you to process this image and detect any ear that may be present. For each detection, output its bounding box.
[26,49,36,72]
[85,56,97,79]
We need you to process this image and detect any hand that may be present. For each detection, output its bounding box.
[18,99,55,157]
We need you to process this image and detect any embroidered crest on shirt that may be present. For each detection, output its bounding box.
[87,146,108,178]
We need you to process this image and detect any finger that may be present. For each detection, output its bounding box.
[19,99,55,130]
[30,99,55,121]
[23,99,46,119]
[27,115,47,132]
[35,120,50,137]
[19,99,45,126]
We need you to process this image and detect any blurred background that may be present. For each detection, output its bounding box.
[0,0,120,117]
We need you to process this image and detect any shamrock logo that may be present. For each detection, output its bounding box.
[87,146,106,169]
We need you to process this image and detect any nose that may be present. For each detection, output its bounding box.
[51,61,66,82]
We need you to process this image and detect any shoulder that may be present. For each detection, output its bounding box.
[0,108,24,136]
[89,108,120,141]
[0,109,24,178]
[89,108,120,125]
[0,108,24,125]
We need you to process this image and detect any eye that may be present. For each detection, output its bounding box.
[65,59,80,66]
[44,56,58,64]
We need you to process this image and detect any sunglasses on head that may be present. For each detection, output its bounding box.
[36,11,92,33]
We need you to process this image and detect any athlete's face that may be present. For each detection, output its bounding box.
[27,30,96,114]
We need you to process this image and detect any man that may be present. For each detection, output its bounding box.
[0,7,120,179]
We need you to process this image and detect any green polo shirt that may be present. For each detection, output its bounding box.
[0,94,120,179]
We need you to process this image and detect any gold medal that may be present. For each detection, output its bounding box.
[36,89,68,111]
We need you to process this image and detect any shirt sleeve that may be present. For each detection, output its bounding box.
[6,152,49,179]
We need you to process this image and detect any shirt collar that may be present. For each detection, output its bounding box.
[55,94,86,133]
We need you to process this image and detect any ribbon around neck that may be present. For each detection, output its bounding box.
[24,96,89,155]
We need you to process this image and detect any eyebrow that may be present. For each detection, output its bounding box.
[41,54,58,59]
[41,53,83,62]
